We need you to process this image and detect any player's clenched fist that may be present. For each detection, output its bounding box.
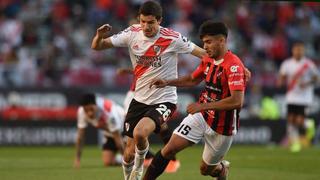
[96,24,112,38]
[149,79,168,88]
[187,102,203,114]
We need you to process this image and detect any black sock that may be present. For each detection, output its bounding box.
[143,150,170,180]
[298,125,306,136]
[159,128,176,161]
[146,150,155,159]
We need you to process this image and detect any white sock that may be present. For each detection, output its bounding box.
[288,123,299,143]
[133,144,149,171]
[122,159,134,180]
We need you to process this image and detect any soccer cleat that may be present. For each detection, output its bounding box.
[290,141,301,153]
[164,160,181,173]
[306,118,315,141]
[217,160,230,180]
[143,158,153,168]
[129,168,143,180]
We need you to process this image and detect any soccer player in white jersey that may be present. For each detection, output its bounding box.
[74,93,125,168]
[278,41,319,152]
[91,1,206,179]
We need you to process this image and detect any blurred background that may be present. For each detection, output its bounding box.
[1,0,320,146]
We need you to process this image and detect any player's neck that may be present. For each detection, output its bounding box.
[216,49,228,61]
[293,56,303,61]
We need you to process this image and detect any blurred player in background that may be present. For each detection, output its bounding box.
[144,21,246,180]
[91,1,206,179]
[278,41,319,152]
[117,67,181,173]
[74,93,125,168]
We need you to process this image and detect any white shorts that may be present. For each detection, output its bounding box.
[173,113,233,165]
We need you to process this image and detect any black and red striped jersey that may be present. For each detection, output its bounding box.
[192,51,246,136]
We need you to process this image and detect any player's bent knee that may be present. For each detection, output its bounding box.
[123,149,135,162]
[133,127,150,141]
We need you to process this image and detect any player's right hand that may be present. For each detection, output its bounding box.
[96,24,112,38]
[73,158,81,169]
[149,79,168,88]
[116,68,133,75]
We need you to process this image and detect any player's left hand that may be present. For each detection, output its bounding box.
[244,68,251,83]
[187,102,203,114]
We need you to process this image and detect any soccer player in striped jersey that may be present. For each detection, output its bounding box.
[278,41,319,152]
[144,21,246,180]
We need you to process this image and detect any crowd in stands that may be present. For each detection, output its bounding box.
[0,0,319,91]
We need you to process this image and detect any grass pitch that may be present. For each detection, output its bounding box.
[0,145,319,180]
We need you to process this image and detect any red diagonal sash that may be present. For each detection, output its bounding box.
[287,62,310,92]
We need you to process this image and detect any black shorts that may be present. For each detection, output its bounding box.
[102,137,118,152]
[287,104,306,116]
[123,99,176,138]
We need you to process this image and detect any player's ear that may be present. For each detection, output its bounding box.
[157,17,162,25]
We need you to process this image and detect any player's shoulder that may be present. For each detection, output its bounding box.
[77,106,84,113]
[224,50,244,67]
[128,24,142,32]
[159,27,180,38]
[202,56,214,64]
[304,57,315,66]
[77,107,85,117]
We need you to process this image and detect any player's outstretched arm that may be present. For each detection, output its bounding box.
[74,128,85,168]
[150,75,202,88]
[187,90,244,114]
[91,24,114,50]
[191,45,207,59]
[116,68,134,75]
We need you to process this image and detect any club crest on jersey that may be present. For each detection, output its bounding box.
[125,123,130,132]
[153,45,161,56]
[133,44,139,50]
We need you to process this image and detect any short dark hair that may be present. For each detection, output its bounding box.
[80,93,96,106]
[292,40,304,46]
[138,1,162,20]
[199,21,228,39]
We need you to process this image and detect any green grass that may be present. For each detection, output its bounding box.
[0,145,319,180]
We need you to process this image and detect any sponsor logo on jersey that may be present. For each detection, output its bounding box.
[230,65,239,73]
[135,55,162,67]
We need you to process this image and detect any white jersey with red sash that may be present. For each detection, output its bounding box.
[110,24,195,105]
[280,57,318,106]
[77,97,125,137]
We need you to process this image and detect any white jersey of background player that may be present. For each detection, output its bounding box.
[74,94,125,168]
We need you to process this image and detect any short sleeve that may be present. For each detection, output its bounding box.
[173,33,195,54]
[308,60,319,76]
[226,62,245,91]
[106,109,121,133]
[110,26,132,47]
[191,58,206,79]
[77,107,87,129]
[279,61,288,76]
